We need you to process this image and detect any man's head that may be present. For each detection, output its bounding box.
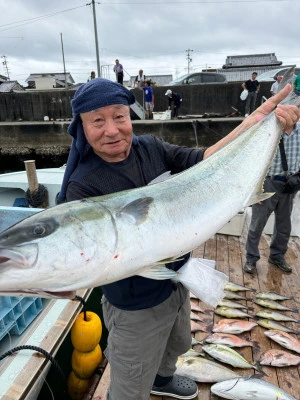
[115,59,119,64]
[165,89,172,98]
[252,72,258,80]
[91,71,96,79]
[139,69,143,75]
[277,75,283,83]
[68,78,135,162]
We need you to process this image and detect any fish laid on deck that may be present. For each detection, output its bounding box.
[214,306,254,319]
[264,330,300,354]
[211,375,298,400]
[175,354,241,383]
[202,343,262,371]
[212,319,258,334]
[256,319,300,335]
[1,82,299,297]
[259,349,300,367]
[255,309,300,323]
[254,298,299,312]
[203,333,256,348]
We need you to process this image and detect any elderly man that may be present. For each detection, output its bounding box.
[57,78,299,400]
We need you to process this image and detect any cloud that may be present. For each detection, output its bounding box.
[1,0,299,85]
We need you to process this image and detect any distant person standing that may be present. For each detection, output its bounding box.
[165,89,182,119]
[270,75,283,96]
[134,69,146,88]
[87,71,96,82]
[140,81,154,119]
[242,72,260,116]
[113,59,124,85]
[294,73,300,96]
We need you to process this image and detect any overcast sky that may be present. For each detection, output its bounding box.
[0,0,299,86]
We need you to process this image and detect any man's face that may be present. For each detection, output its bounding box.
[81,104,133,162]
[115,60,119,64]
[252,73,257,80]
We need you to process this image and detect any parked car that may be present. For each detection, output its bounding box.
[256,67,300,82]
[167,72,227,86]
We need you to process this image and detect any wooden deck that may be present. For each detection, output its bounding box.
[91,212,300,400]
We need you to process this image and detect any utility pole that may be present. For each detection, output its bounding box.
[1,55,10,80]
[90,0,101,77]
[60,33,68,88]
[185,49,193,74]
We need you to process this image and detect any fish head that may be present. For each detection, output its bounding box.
[210,378,241,399]
[0,199,117,297]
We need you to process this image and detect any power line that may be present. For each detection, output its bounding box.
[0,5,87,32]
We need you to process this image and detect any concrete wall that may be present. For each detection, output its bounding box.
[0,82,273,122]
[0,118,243,172]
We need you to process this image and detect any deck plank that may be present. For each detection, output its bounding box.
[91,221,300,400]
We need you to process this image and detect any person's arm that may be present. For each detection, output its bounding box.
[242,82,246,90]
[203,84,299,159]
[256,82,260,93]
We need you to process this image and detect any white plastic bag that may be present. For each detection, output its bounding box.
[173,257,228,307]
[240,89,248,101]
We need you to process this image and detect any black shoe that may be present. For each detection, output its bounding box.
[268,258,292,272]
[243,261,256,274]
[151,375,198,399]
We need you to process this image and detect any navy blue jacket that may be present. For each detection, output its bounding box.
[66,135,205,310]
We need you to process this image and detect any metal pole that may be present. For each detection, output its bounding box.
[91,0,101,77]
[60,33,68,88]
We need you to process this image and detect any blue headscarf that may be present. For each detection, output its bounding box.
[57,78,136,202]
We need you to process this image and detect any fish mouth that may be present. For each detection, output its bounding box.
[0,244,38,267]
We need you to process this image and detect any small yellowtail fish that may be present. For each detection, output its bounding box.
[203,333,255,348]
[212,319,258,334]
[255,309,300,323]
[214,307,254,319]
[254,298,298,313]
[190,311,204,322]
[264,330,300,354]
[175,355,241,383]
[256,292,294,301]
[256,319,300,335]
[202,344,262,371]
[224,290,253,301]
[218,299,254,310]
[224,282,256,292]
[259,349,300,367]
[211,375,298,400]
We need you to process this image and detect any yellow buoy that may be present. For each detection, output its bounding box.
[71,311,102,352]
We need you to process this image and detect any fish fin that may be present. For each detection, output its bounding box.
[246,192,274,207]
[137,265,177,280]
[116,197,153,225]
[148,171,173,185]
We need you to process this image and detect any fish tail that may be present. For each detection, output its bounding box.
[291,308,299,314]
[254,362,265,374]
[245,297,254,302]
[247,307,254,312]
[279,67,300,106]
[252,341,260,350]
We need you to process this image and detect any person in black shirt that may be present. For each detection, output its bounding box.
[165,89,182,118]
[57,78,299,400]
[242,72,260,117]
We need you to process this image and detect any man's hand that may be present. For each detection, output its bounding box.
[244,84,299,134]
[203,84,299,159]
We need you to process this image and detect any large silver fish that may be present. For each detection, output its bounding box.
[0,74,299,297]
[210,375,297,400]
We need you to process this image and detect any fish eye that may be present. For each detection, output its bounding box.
[33,225,46,236]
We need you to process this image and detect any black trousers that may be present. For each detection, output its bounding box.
[117,72,123,85]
